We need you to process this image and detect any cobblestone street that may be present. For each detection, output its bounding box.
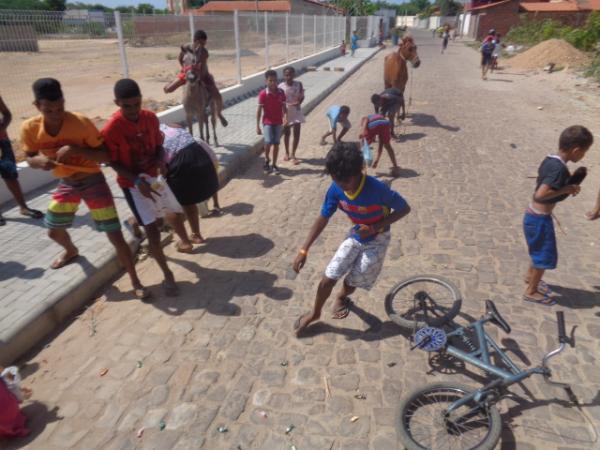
[4,29,600,449]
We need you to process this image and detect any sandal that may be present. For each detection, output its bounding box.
[332,297,353,319]
[175,241,194,254]
[293,312,313,336]
[208,208,223,217]
[50,252,79,270]
[537,280,555,296]
[523,294,556,306]
[190,233,206,244]
[20,208,44,219]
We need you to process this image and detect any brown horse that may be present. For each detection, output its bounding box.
[383,35,421,122]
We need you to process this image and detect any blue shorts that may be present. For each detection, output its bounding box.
[0,139,18,180]
[263,124,283,145]
[523,211,557,270]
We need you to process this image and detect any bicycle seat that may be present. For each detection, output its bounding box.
[485,300,511,334]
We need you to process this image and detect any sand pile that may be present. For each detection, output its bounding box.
[507,39,590,70]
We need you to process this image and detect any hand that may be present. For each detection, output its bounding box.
[282,118,288,127]
[293,252,307,273]
[55,145,77,163]
[29,155,56,171]
[564,185,581,196]
[136,179,161,202]
[256,125,262,135]
[357,224,376,239]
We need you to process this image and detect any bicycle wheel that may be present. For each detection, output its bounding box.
[396,382,502,450]
[384,275,462,331]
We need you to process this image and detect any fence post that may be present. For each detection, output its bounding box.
[285,13,289,63]
[322,15,326,49]
[301,14,304,58]
[313,15,317,53]
[188,12,194,43]
[264,11,269,69]
[234,10,242,84]
[330,15,334,47]
[114,11,129,78]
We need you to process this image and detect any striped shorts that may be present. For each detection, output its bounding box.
[45,172,121,233]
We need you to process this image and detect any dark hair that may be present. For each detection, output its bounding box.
[559,125,593,151]
[325,142,364,181]
[283,66,295,75]
[265,69,278,79]
[114,78,141,100]
[370,94,381,109]
[194,30,207,41]
[33,78,63,102]
[340,105,350,115]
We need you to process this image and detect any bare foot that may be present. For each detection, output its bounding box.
[283,155,290,161]
[586,210,600,220]
[190,233,206,244]
[294,312,319,336]
[50,249,79,270]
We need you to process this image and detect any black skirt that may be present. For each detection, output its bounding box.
[166,142,219,206]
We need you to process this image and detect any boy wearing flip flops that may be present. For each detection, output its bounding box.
[292,142,410,336]
[523,125,593,305]
[20,78,148,299]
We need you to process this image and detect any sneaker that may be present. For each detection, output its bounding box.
[272,165,280,175]
[263,160,270,172]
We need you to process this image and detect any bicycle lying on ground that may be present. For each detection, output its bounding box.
[384,275,594,450]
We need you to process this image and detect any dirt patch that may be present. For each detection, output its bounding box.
[507,39,590,70]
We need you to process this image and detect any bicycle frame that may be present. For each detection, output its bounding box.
[442,317,548,414]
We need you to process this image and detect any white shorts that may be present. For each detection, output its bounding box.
[324,232,390,290]
[125,174,183,226]
[328,116,351,132]
[286,104,305,124]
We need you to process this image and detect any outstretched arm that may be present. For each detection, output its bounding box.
[293,215,329,272]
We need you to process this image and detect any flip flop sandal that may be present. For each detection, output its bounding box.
[190,233,206,244]
[50,253,79,270]
[293,312,312,335]
[21,208,44,219]
[523,294,556,306]
[332,297,353,319]
[176,242,194,254]
[537,281,555,296]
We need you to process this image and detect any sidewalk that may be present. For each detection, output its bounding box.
[0,47,380,365]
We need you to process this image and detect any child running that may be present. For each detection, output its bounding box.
[0,95,43,226]
[320,105,350,146]
[279,66,305,165]
[163,30,227,127]
[351,30,359,57]
[102,79,194,297]
[257,70,287,175]
[292,142,410,335]
[523,125,593,305]
[20,78,148,299]
[359,113,402,177]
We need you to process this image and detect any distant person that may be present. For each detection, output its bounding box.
[257,70,287,175]
[0,95,43,226]
[320,105,351,145]
[441,26,450,54]
[351,30,359,56]
[20,78,148,299]
[292,142,410,335]
[480,36,495,80]
[279,66,305,165]
[340,40,347,56]
[522,125,593,305]
[491,34,502,72]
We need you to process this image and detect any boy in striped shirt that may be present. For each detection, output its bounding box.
[292,142,410,336]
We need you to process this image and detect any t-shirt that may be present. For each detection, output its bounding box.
[366,114,389,129]
[481,40,494,55]
[535,155,571,204]
[160,124,196,165]
[278,81,304,107]
[258,88,286,125]
[101,109,163,188]
[327,105,345,126]
[19,112,103,178]
[321,175,408,243]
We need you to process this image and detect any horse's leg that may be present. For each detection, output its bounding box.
[211,105,219,147]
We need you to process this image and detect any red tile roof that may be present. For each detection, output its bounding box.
[466,0,512,11]
[519,0,600,11]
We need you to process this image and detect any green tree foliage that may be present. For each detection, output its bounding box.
[46,0,66,10]
[0,0,48,9]
[136,2,154,14]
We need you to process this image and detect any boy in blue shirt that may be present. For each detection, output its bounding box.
[320,105,351,146]
[292,142,410,335]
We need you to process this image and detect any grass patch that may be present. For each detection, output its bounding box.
[584,57,600,80]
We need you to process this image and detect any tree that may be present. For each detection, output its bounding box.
[136,2,154,14]
[0,0,47,9]
[46,0,66,10]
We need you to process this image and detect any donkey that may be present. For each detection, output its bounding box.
[180,46,224,146]
[383,35,421,123]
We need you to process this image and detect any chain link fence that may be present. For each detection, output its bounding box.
[0,9,348,151]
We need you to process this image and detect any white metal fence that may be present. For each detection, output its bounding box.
[0,9,347,148]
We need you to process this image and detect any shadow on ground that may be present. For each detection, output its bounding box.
[409,113,460,132]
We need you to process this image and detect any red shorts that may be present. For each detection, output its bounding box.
[366,123,391,145]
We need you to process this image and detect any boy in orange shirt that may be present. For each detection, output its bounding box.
[21,78,148,299]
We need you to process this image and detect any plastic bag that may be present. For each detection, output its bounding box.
[362,139,373,167]
[1,367,23,403]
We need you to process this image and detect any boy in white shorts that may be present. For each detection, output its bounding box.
[292,142,411,336]
[102,79,194,296]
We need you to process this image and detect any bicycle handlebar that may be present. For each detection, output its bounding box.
[556,311,568,344]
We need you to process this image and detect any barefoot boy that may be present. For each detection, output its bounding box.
[523,125,593,305]
[257,70,287,175]
[1,95,43,226]
[102,79,193,297]
[292,142,410,335]
[20,78,148,298]
[320,105,350,146]
[359,114,401,177]
[279,66,305,164]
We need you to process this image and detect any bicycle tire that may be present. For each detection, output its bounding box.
[396,382,502,450]
[384,274,462,331]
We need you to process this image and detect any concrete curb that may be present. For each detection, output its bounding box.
[1,47,382,366]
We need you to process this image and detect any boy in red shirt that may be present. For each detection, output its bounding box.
[257,70,287,175]
[102,79,193,296]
